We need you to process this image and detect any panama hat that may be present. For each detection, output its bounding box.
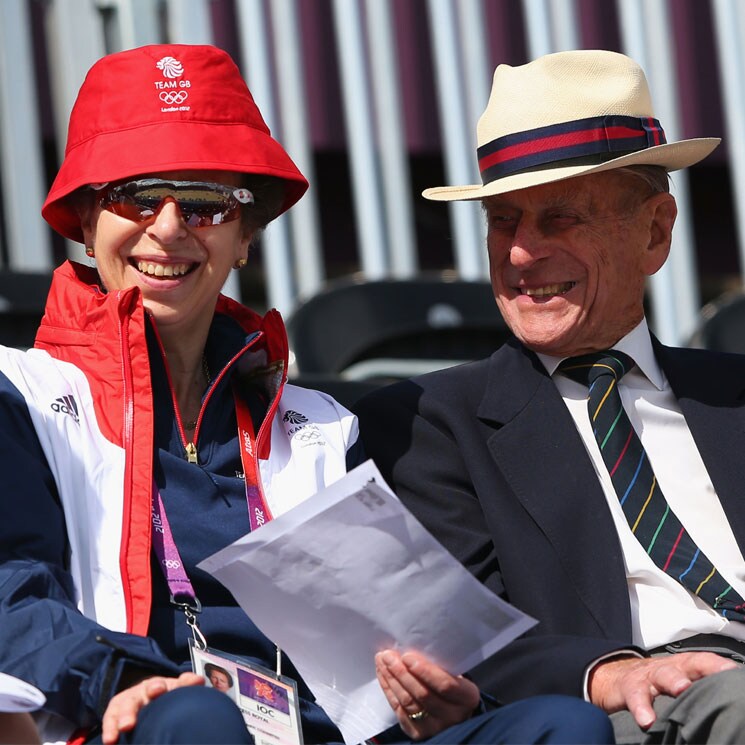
[43,44,308,242]
[423,49,720,202]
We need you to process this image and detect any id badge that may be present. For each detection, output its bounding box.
[190,641,304,745]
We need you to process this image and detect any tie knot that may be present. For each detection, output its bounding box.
[558,350,634,387]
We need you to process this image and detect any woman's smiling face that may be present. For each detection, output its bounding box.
[81,170,251,334]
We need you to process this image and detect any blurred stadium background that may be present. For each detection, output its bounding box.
[1,0,744,386]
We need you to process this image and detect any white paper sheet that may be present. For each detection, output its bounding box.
[0,673,45,712]
[199,460,536,744]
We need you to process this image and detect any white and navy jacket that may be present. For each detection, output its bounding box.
[0,261,361,744]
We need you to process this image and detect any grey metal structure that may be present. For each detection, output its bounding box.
[0,0,741,345]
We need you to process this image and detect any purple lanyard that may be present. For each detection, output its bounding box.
[151,482,207,649]
[151,383,273,649]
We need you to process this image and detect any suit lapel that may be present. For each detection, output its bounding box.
[656,342,745,556]
[477,341,631,637]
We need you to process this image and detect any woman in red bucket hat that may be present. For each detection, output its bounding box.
[0,44,613,745]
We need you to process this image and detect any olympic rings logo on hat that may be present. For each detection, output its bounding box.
[159,90,188,105]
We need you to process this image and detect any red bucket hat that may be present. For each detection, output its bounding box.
[42,44,308,243]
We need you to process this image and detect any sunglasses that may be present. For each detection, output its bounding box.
[96,179,254,228]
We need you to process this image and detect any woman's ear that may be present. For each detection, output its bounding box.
[76,192,97,247]
[239,226,254,257]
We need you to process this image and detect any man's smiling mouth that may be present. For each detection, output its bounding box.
[521,282,576,297]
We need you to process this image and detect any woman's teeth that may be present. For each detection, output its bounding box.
[137,261,190,277]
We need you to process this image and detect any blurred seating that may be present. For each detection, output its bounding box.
[687,289,745,354]
[286,274,512,406]
[0,271,52,349]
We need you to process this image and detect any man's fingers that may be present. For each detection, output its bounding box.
[644,663,693,698]
[677,652,739,679]
[590,651,740,728]
[621,684,659,730]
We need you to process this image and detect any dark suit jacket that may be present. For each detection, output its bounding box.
[354,337,745,703]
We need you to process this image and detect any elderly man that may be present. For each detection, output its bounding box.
[355,49,745,744]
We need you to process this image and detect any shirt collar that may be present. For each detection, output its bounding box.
[536,318,666,391]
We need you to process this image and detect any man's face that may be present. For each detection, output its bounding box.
[485,171,676,357]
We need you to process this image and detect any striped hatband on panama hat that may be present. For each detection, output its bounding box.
[423,49,720,202]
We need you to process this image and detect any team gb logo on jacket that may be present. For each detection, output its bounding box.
[155,56,190,113]
[282,410,325,447]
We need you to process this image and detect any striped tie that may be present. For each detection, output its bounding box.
[559,350,745,622]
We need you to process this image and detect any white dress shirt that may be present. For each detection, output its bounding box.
[537,319,745,649]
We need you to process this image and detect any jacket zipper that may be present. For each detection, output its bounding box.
[150,322,268,464]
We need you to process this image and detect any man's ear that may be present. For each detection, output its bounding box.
[641,192,677,276]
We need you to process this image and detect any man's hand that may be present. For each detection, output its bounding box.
[375,649,480,740]
[101,672,204,744]
[589,652,738,729]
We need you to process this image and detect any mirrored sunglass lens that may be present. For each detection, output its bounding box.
[103,193,153,220]
[102,181,243,226]
[137,185,229,213]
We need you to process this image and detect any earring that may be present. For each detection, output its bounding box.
[234,258,247,270]
[85,246,95,258]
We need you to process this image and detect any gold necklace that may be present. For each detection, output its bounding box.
[184,357,211,431]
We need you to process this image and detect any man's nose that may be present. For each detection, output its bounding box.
[508,220,552,267]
